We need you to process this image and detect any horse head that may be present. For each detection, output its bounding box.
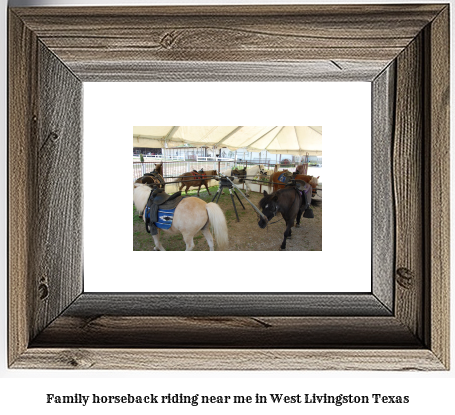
[258,165,268,176]
[295,164,305,174]
[257,190,278,229]
[154,163,163,175]
[309,176,319,188]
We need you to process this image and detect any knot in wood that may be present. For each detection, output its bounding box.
[38,281,49,300]
[160,31,179,49]
[396,267,414,289]
[60,350,94,369]
[48,132,59,142]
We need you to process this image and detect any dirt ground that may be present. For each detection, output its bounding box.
[133,185,322,251]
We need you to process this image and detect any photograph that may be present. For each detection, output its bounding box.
[132,126,323,252]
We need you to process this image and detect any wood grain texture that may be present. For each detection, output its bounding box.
[8,4,450,370]
[372,63,395,312]
[13,349,445,371]
[393,34,424,340]
[61,293,392,317]
[11,5,445,82]
[425,6,450,368]
[8,11,38,366]
[32,43,83,339]
[69,61,387,82]
[31,316,421,348]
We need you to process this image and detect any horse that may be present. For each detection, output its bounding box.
[221,164,268,197]
[295,164,307,175]
[135,163,165,188]
[176,169,217,197]
[257,186,314,251]
[133,183,228,251]
[270,168,319,196]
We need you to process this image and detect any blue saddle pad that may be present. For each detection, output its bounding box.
[278,173,288,183]
[155,208,175,230]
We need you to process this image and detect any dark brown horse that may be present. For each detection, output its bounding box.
[258,187,313,250]
[177,169,217,197]
[270,169,319,196]
[135,163,165,188]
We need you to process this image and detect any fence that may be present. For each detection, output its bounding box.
[133,161,237,193]
[196,156,234,162]
[133,160,310,193]
[133,155,185,162]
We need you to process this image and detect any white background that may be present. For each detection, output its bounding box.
[84,82,371,292]
[1,1,454,414]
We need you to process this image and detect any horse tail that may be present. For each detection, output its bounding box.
[205,202,229,250]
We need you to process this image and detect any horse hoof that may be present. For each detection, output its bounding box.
[280,247,286,251]
[295,224,300,228]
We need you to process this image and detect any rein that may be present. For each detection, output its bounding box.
[267,216,284,226]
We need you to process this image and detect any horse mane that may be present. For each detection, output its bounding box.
[258,191,277,209]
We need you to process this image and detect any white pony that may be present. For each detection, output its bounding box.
[221,164,267,197]
[133,183,229,251]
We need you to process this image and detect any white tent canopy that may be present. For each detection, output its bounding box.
[133,126,322,156]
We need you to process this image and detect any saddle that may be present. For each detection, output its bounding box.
[232,168,247,183]
[150,188,181,205]
[191,169,206,180]
[285,179,314,218]
[277,170,293,185]
[285,179,306,192]
[145,189,184,235]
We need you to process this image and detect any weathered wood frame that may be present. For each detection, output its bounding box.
[8,5,449,370]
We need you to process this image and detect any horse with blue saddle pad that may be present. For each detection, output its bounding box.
[143,188,184,235]
[271,168,319,197]
[134,184,228,251]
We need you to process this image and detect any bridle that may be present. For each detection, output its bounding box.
[262,188,301,227]
[261,200,282,226]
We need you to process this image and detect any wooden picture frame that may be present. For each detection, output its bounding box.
[8,4,449,370]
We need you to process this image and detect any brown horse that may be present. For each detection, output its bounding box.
[177,169,217,197]
[135,163,165,188]
[270,169,319,196]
